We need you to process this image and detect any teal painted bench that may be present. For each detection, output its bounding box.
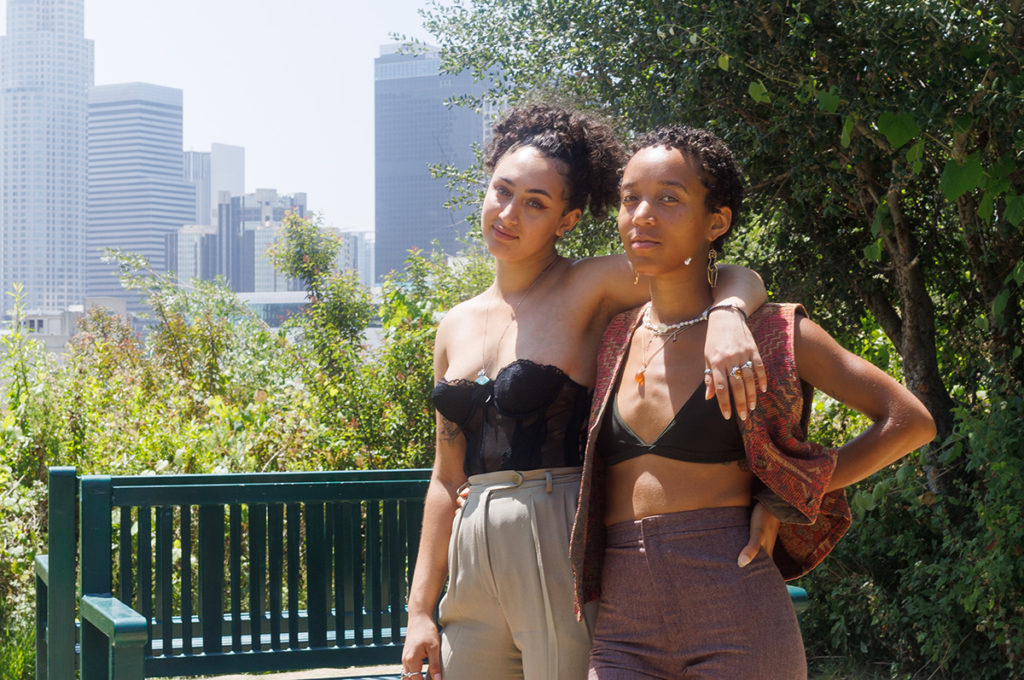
[37,466,430,680]
[35,466,809,680]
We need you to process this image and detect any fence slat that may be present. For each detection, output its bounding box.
[268,504,283,650]
[198,505,225,654]
[181,504,193,654]
[230,504,242,651]
[249,503,266,651]
[156,506,174,655]
[306,502,327,647]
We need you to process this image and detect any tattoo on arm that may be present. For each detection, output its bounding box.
[440,417,461,443]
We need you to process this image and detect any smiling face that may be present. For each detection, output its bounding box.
[481,145,582,262]
[618,145,731,278]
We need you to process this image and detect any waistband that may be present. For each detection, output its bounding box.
[606,505,751,544]
[464,466,582,493]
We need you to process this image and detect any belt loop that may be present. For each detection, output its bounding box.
[546,470,553,493]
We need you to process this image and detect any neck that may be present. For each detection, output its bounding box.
[492,251,560,298]
[647,266,713,324]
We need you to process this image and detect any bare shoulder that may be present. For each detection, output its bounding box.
[434,294,488,368]
[564,253,647,318]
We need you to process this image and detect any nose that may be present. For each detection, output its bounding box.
[498,197,518,223]
[632,199,655,225]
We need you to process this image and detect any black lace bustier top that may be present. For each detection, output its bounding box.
[431,359,591,476]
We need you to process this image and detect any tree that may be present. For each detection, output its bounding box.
[420,1,1024,674]
[423,0,1024,441]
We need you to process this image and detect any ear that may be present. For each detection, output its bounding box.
[707,206,732,243]
[557,208,583,238]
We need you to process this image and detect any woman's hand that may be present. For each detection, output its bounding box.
[704,306,767,421]
[401,613,442,680]
[737,501,780,568]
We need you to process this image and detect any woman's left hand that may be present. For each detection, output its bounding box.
[737,501,780,568]
[703,307,767,421]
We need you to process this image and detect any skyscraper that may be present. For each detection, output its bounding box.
[0,0,93,317]
[184,143,245,227]
[87,82,195,300]
[374,45,485,282]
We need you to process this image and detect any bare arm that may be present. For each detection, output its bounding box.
[738,314,935,568]
[401,328,469,679]
[792,316,937,490]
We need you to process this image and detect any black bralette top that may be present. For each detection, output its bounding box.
[597,383,745,466]
[431,359,591,476]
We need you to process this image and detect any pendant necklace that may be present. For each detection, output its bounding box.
[477,257,559,385]
[634,303,709,386]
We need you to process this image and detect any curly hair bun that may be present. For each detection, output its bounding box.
[485,104,625,219]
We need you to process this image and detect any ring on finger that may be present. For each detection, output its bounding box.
[704,368,712,377]
[730,366,743,380]
[741,360,754,370]
[401,673,422,679]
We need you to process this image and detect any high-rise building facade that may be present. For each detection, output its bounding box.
[87,83,195,300]
[183,143,245,227]
[374,45,485,282]
[184,150,211,225]
[213,188,306,293]
[0,0,94,317]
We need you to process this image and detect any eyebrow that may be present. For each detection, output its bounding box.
[620,179,689,193]
[496,176,553,199]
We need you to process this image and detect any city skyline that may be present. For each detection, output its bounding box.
[1,0,439,233]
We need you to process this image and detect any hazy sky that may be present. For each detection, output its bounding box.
[2,0,438,231]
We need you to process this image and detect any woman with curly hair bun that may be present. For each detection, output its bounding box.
[401,106,769,680]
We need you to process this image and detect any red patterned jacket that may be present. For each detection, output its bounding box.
[570,303,852,614]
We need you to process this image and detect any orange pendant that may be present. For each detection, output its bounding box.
[634,370,645,385]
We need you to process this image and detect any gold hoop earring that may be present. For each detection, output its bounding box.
[631,264,640,285]
[706,247,719,288]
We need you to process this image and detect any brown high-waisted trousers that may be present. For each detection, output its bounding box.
[588,506,806,679]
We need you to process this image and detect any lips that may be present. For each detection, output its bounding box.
[629,235,659,251]
[491,222,518,241]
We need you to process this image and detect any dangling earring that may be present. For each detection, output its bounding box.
[631,263,640,285]
[706,247,719,288]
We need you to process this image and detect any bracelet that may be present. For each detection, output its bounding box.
[707,303,748,321]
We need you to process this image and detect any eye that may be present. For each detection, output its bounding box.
[660,194,679,204]
[495,185,512,197]
[620,193,638,205]
[526,198,546,209]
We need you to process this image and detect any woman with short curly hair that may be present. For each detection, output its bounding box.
[401,106,768,680]
[571,126,935,678]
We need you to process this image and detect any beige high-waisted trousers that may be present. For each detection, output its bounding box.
[438,467,595,680]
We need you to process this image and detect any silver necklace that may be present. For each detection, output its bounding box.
[477,257,559,385]
[634,303,708,386]
[642,304,709,336]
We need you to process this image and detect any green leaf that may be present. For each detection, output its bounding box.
[1012,260,1024,286]
[864,239,882,262]
[975,315,989,332]
[992,289,1010,321]
[877,111,920,150]
[748,80,771,104]
[978,191,995,222]
[871,203,890,236]
[717,53,730,71]
[817,88,840,113]
[940,153,983,202]
[905,139,924,174]
[1005,193,1024,226]
[841,114,856,148]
